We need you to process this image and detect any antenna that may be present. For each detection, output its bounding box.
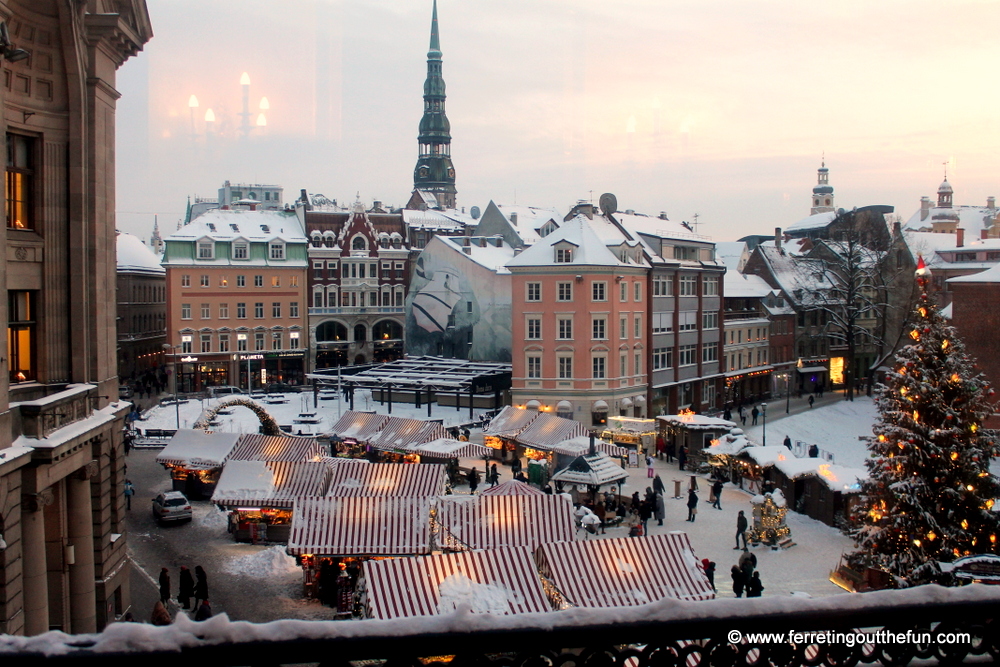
[691,212,700,234]
[943,160,949,180]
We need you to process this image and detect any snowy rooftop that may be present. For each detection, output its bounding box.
[615,210,709,243]
[117,232,164,274]
[166,208,305,244]
[657,414,737,431]
[946,261,1000,283]
[439,236,516,274]
[155,430,242,469]
[493,203,563,245]
[785,210,837,234]
[506,216,647,269]
[755,245,835,306]
[402,208,466,230]
[904,204,997,233]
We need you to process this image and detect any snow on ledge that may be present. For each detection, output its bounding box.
[1,585,997,656]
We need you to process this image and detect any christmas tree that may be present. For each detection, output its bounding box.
[847,256,1000,585]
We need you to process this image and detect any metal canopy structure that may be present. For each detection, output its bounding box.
[308,356,512,392]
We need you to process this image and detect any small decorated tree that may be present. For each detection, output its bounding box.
[847,257,1000,585]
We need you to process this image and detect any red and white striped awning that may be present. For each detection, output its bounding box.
[483,405,540,439]
[409,438,490,460]
[229,434,324,462]
[329,411,389,441]
[516,414,589,451]
[326,462,446,497]
[287,496,433,556]
[435,494,575,552]
[212,460,330,508]
[480,479,545,496]
[367,417,447,452]
[536,532,715,608]
[360,545,551,619]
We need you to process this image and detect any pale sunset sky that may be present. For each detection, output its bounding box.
[115,0,1000,242]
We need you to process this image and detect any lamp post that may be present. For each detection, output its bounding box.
[761,402,768,446]
[785,372,791,414]
[162,343,181,428]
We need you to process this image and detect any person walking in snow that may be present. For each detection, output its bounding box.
[686,488,698,522]
[639,497,653,535]
[194,565,209,610]
[646,454,655,478]
[702,559,717,592]
[711,478,724,510]
[653,474,665,496]
[731,565,746,598]
[739,406,746,426]
[751,405,759,426]
[783,435,792,450]
[808,394,815,409]
[677,445,687,472]
[746,571,764,597]
[124,480,134,510]
[510,456,522,477]
[654,491,665,526]
[158,567,170,605]
[739,547,757,581]
[489,463,498,487]
[178,566,194,610]
[467,467,480,493]
[735,510,748,549]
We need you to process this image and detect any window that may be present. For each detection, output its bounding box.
[6,134,34,230]
[237,275,246,288]
[679,275,697,296]
[255,332,265,351]
[620,282,628,302]
[679,344,697,366]
[290,275,298,287]
[181,274,191,288]
[233,241,249,260]
[527,283,541,302]
[254,275,263,287]
[592,282,606,301]
[557,282,573,301]
[527,356,541,378]
[592,356,606,379]
[678,311,697,331]
[290,302,299,318]
[313,261,324,279]
[271,276,280,287]
[558,356,573,379]
[219,334,230,352]
[704,276,720,296]
[181,303,192,319]
[652,312,672,334]
[653,276,672,296]
[555,247,573,263]
[237,333,247,351]
[352,236,367,251]
[237,302,247,319]
[703,343,718,363]
[358,264,366,279]
[634,314,642,338]
[7,290,35,381]
[653,347,672,370]
[621,353,628,376]
[527,318,541,339]
[313,290,324,308]
[955,252,978,262]
[269,242,285,259]
[635,353,641,376]
[289,331,300,349]
[620,315,628,339]
[674,245,699,261]
[382,263,390,279]
[200,303,210,319]
[634,281,642,302]
[254,302,264,318]
[272,331,282,350]
[558,317,573,340]
[272,302,282,318]
[181,335,192,354]
[219,303,229,319]
[220,276,228,287]
[395,262,404,279]
[703,311,719,330]
[592,317,606,340]
[201,334,212,353]
[198,241,214,259]
[200,275,209,287]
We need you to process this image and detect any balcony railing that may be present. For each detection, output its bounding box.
[0,584,995,666]
[309,307,404,316]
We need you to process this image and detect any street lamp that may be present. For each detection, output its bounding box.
[761,402,768,446]
[162,343,181,428]
[785,372,791,414]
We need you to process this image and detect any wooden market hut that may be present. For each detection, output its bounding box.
[549,451,629,503]
[768,459,866,528]
[155,429,242,499]
[328,410,390,456]
[407,437,491,463]
[434,494,575,552]
[482,405,541,462]
[657,413,737,468]
[366,416,448,460]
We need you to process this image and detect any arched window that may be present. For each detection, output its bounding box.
[373,320,402,340]
[316,321,348,342]
[352,235,367,251]
[354,324,367,342]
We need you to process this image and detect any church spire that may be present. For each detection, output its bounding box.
[413,0,456,209]
[810,157,835,215]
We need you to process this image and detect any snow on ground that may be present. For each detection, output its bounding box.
[225,545,301,578]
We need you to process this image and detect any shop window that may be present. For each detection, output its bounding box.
[8,290,36,382]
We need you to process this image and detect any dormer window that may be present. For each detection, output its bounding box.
[539,221,557,238]
[233,240,249,260]
[269,241,286,260]
[352,235,368,251]
[197,240,215,259]
[555,247,573,263]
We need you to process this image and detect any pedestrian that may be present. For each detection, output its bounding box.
[631,491,641,512]
[809,444,820,458]
[686,488,698,522]
[646,454,655,478]
[747,571,764,597]
[194,565,208,609]
[489,463,498,487]
[151,600,172,626]
[158,567,170,605]
[739,406,746,426]
[625,508,642,537]
[178,566,194,610]
[751,405,759,426]
[639,496,653,535]
[783,435,792,450]
[124,480,135,511]
[711,478,724,510]
[702,558,717,592]
[735,510,748,549]
[677,445,687,472]
[731,565,746,598]
[653,474,665,496]
[655,434,665,459]
[654,491,665,526]
[723,406,732,422]
[194,599,213,621]
[510,456,522,477]
[467,467,479,493]
[739,547,757,580]
[808,395,814,409]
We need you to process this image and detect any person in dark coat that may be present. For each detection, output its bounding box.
[711,478,724,510]
[489,463,498,487]
[739,406,746,426]
[194,599,213,621]
[783,435,792,450]
[639,497,653,535]
[751,405,759,425]
[735,510,748,549]
[702,559,717,592]
[677,445,687,472]
[652,474,665,496]
[731,565,746,598]
[654,492,665,526]
[686,489,698,522]
[194,565,209,609]
[808,395,815,409]
[510,457,522,476]
[746,572,764,597]
[178,566,195,609]
[467,467,480,493]
[739,547,757,580]
[809,444,820,458]
[631,491,641,512]
[723,407,732,422]
[151,600,172,626]
[158,567,170,605]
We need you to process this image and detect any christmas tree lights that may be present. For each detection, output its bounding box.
[846,256,1000,585]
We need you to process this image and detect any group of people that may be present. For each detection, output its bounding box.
[467,458,530,493]
[155,564,211,624]
[731,547,764,597]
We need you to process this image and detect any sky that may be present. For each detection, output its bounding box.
[115,0,1000,243]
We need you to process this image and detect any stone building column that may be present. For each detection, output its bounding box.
[67,465,97,634]
[21,490,53,635]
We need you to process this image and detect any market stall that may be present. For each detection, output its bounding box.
[325,461,447,497]
[600,416,657,456]
[366,416,448,458]
[768,458,866,528]
[155,429,242,499]
[407,438,491,463]
[434,494,575,552]
[482,405,541,462]
[657,411,737,470]
[228,433,324,462]
[328,411,390,455]
[513,413,588,466]
[702,428,752,481]
[212,459,330,543]
[357,545,551,619]
[480,479,544,496]
[535,532,716,609]
[548,451,629,504]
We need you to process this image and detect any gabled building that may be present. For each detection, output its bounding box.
[904,177,999,237]
[116,232,166,381]
[473,201,563,249]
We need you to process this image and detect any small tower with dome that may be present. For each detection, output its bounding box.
[810,159,835,215]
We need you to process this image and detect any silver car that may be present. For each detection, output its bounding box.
[152,491,192,523]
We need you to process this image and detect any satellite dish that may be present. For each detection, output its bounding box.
[599,193,618,217]
[470,205,481,220]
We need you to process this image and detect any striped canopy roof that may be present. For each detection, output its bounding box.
[228,434,324,462]
[328,411,389,441]
[483,405,540,439]
[516,413,589,450]
[211,460,330,508]
[409,438,491,460]
[287,496,433,556]
[435,494,575,552]
[479,479,544,496]
[155,430,241,470]
[326,462,446,498]
[367,417,448,452]
[536,532,715,608]
[359,546,551,620]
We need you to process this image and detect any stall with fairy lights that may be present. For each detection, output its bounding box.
[600,416,658,456]
[769,459,866,527]
[513,412,589,471]
[702,428,751,482]
[155,429,242,499]
[657,411,737,470]
[434,494,575,553]
[482,405,542,463]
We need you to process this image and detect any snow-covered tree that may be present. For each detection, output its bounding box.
[847,257,1000,585]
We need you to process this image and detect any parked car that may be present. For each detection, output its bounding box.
[208,386,244,397]
[152,491,192,524]
[118,385,134,400]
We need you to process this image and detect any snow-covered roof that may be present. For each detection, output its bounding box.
[435,494,575,552]
[156,430,242,469]
[657,414,737,431]
[615,210,708,243]
[904,204,997,234]
[493,204,563,245]
[211,460,330,507]
[755,245,835,306]
[703,430,751,456]
[117,232,164,274]
[741,445,795,467]
[402,208,466,230]
[724,267,772,298]
[439,236,516,274]
[166,209,305,243]
[548,452,629,487]
[785,211,837,234]
[506,216,647,269]
[947,262,1000,283]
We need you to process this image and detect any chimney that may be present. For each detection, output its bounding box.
[982,229,989,240]
[510,212,518,225]
[373,200,382,210]
[956,227,965,247]
[478,237,487,248]
[513,247,523,256]
[463,237,470,247]
[989,197,996,210]
[774,227,782,250]
[920,196,932,221]
[892,220,901,236]
[659,211,669,220]
[589,433,596,457]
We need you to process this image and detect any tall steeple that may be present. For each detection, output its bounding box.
[413,0,456,209]
[810,158,835,215]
